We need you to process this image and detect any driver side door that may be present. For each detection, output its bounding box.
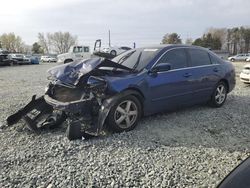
[146,48,194,114]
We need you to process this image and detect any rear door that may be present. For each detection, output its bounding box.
[186,48,221,102]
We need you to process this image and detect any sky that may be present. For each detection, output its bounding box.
[0,0,250,49]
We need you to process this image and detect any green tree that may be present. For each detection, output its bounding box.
[193,33,221,50]
[32,42,43,54]
[240,27,250,53]
[193,38,204,47]
[162,33,182,44]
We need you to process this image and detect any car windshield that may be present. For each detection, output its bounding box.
[112,48,160,71]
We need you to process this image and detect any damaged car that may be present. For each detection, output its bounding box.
[7,45,236,140]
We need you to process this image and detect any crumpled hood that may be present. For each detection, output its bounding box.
[47,57,132,85]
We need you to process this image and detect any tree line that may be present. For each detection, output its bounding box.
[1,26,249,55]
[162,26,250,54]
[0,32,77,54]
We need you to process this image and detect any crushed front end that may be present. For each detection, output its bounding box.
[44,77,109,139]
[7,58,131,140]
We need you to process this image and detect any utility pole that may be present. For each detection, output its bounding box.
[133,42,136,48]
[108,30,111,47]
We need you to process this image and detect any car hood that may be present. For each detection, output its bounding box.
[47,57,132,86]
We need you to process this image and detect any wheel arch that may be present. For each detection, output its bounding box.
[219,79,229,93]
[121,88,145,115]
[64,59,73,64]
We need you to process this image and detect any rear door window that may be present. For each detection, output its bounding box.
[157,48,188,70]
[188,49,211,67]
[209,53,221,64]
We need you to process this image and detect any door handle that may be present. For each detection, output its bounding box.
[183,73,192,77]
[213,67,219,72]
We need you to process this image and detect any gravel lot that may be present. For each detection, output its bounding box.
[0,62,249,187]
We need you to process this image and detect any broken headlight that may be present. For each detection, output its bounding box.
[87,76,107,97]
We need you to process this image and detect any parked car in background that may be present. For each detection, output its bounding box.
[23,55,31,64]
[228,53,250,62]
[240,64,250,84]
[246,57,250,62]
[0,52,12,66]
[102,46,132,56]
[8,54,31,65]
[25,55,39,64]
[8,44,236,140]
[40,56,57,63]
[57,45,91,64]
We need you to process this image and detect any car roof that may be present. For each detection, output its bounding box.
[140,44,208,51]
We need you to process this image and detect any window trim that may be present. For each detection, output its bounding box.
[152,47,220,71]
[150,47,222,74]
[156,64,220,74]
[187,48,212,67]
[208,52,222,65]
[153,47,189,70]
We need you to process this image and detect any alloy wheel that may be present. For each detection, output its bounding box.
[114,100,138,129]
[215,84,226,104]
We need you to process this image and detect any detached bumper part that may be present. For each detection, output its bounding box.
[6,95,65,132]
[44,94,104,139]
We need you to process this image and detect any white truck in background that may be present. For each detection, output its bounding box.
[57,46,91,64]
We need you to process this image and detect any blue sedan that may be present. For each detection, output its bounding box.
[7,45,236,140]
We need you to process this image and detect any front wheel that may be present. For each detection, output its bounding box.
[107,95,142,133]
[209,82,227,107]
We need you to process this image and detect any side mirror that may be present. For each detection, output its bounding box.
[150,63,171,73]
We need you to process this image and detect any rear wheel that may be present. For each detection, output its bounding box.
[230,58,235,62]
[209,82,227,107]
[107,95,141,132]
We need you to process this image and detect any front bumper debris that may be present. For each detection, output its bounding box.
[6,95,66,132]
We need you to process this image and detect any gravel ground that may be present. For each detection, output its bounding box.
[0,62,249,188]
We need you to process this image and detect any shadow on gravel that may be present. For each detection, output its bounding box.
[129,94,250,152]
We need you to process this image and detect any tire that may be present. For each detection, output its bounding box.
[107,95,142,133]
[110,50,117,56]
[64,59,73,64]
[209,81,228,107]
[230,58,235,62]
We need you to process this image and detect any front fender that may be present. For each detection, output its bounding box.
[95,90,144,135]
